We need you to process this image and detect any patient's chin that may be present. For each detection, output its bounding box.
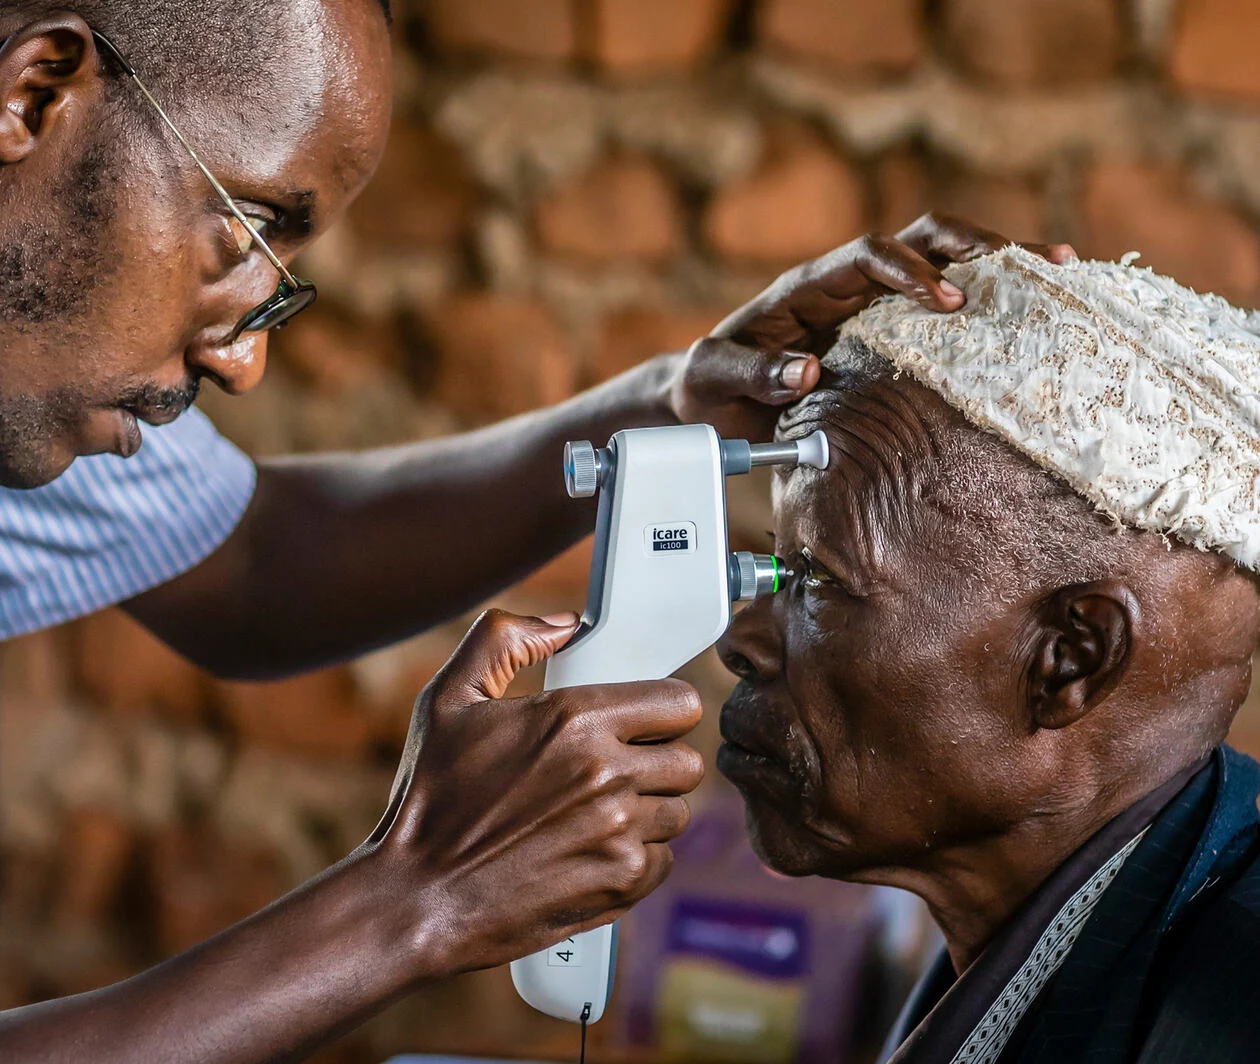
[740,798,824,878]
[737,788,887,881]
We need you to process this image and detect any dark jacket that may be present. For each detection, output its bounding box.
[888,746,1260,1063]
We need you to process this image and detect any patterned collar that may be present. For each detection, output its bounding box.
[883,758,1213,1064]
[947,827,1148,1064]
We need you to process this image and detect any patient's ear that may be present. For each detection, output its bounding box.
[0,15,98,165]
[1026,581,1134,729]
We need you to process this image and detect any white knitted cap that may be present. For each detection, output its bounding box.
[839,245,1260,571]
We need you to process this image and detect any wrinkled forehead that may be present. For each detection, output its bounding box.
[771,357,951,572]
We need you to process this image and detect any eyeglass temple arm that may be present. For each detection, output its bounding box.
[90,31,299,288]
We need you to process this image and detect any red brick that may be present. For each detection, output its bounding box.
[590,305,724,383]
[875,152,1049,243]
[270,307,398,398]
[1169,0,1260,101]
[359,634,465,755]
[75,609,208,725]
[536,155,685,265]
[35,947,136,1002]
[1080,163,1260,303]
[423,0,577,62]
[760,0,924,79]
[147,825,287,953]
[1229,720,1260,764]
[424,294,579,422]
[0,627,74,704]
[516,536,595,601]
[584,0,734,75]
[54,809,134,926]
[0,848,55,927]
[347,122,479,250]
[873,151,929,236]
[941,0,1127,88]
[1233,667,1260,751]
[214,668,374,760]
[0,970,28,1012]
[703,128,866,266]
[940,175,1047,244]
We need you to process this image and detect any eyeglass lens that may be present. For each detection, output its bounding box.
[230,281,318,341]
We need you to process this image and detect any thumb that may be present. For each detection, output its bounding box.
[432,609,579,704]
[685,337,821,409]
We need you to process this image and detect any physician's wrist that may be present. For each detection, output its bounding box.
[603,350,684,426]
[330,839,463,989]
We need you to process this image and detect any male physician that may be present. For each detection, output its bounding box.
[0,0,1074,1059]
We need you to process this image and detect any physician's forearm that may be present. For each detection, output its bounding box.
[126,357,676,678]
[0,853,421,1064]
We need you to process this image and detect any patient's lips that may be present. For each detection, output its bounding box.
[718,713,779,762]
[718,688,794,791]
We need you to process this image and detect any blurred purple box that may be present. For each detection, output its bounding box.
[617,788,885,1063]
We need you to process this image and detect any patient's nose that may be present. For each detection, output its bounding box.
[718,599,782,682]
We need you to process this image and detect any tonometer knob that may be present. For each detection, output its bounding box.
[794,429,829,470]
[730,429,831,476]
[564,440,600,498]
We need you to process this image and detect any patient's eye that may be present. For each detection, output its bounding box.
[799,548,838,591]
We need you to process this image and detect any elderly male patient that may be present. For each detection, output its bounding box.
[717,246,1260,1063]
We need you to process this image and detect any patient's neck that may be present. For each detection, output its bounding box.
[867,760,1202,973]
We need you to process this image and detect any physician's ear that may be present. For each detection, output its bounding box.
[0,15,98,165]
[1026,580,1134,730]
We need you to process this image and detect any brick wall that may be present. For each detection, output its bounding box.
[6,2,1260,1061]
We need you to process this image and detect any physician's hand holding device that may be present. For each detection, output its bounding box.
[510,422,829,1026]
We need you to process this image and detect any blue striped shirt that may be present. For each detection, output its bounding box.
[0,408,257,640]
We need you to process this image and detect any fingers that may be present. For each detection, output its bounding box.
[605,840,677,908]
[432,608,579,703]
[897,211,1078,268]
[591,795,691,851]
[620,842,675,905]
[1028,242,1079,264]
[733,229,968,345]
[897,211,1010,265]
[683,335,822,408]
[535,796,687,930]
[714,215,1078,356]
[640,796,692,842]
[624,742,706,797]
[572,679,703,743]
[574,780,692,912]
[610,841,677,912]
[849,232,965,313]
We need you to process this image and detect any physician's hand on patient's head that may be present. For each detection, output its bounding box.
[369,608,704,976]
[670,212,1077,442]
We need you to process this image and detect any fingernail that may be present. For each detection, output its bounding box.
[540,611,580,627]
[1059,245,1080,263]
[939,280,964,300]
[779,357,809,390]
